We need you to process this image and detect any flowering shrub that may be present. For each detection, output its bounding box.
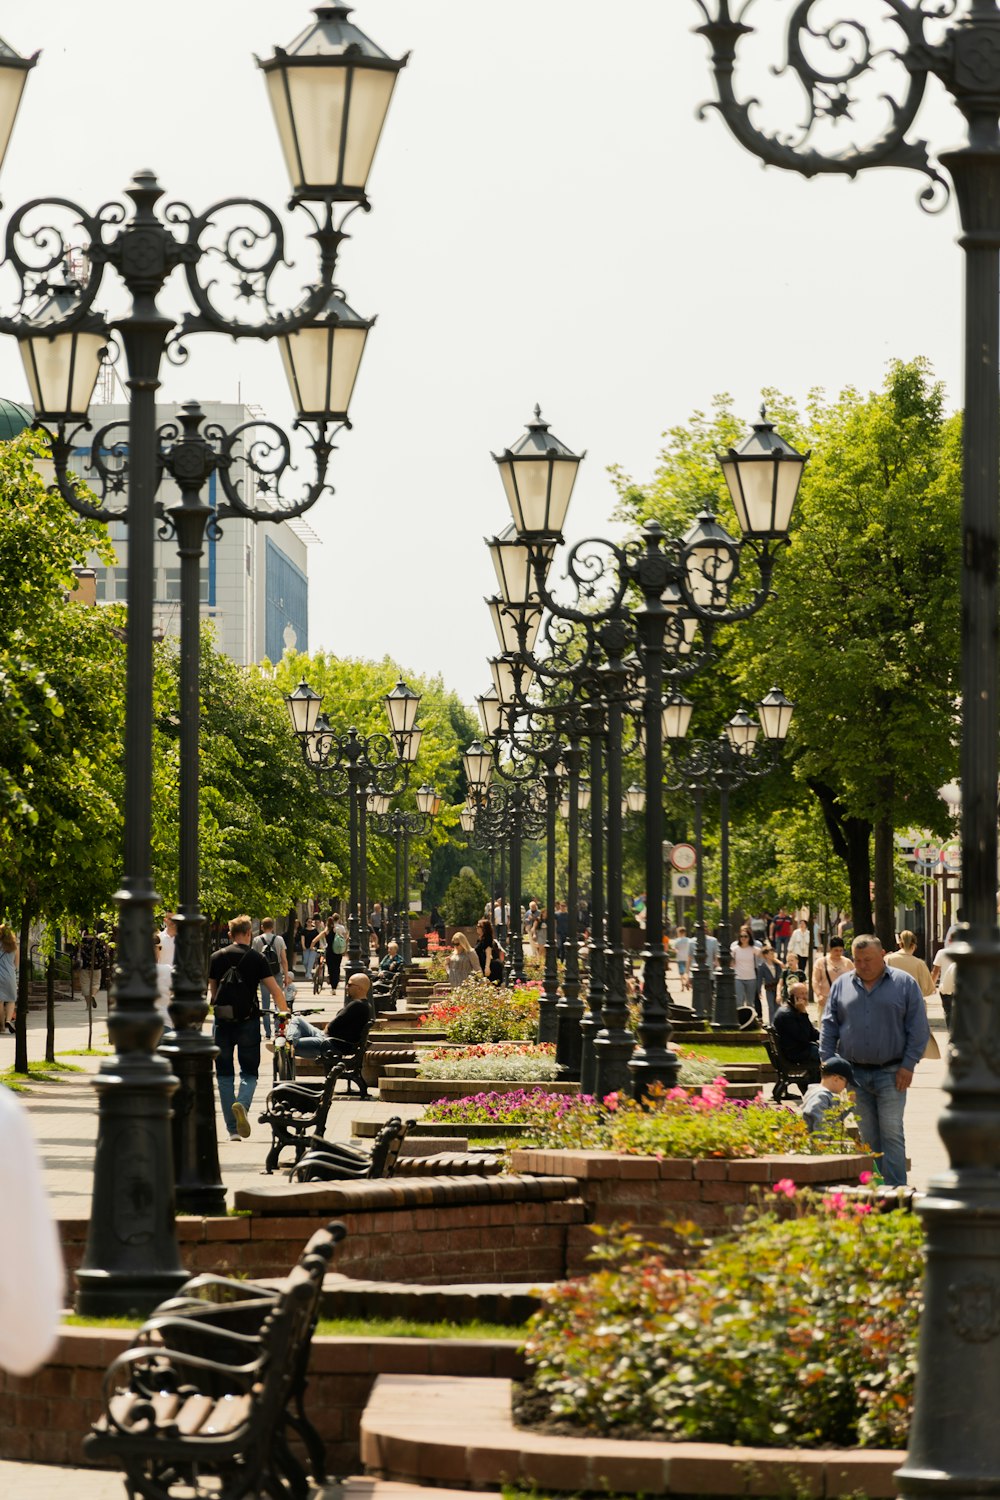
[423,1090,598,1126]
[425,1043,556,1062]
[419,1043,561,1082]
[419,974,539,1044]
[521,1080,845,1158]
[519,1188,923,1448]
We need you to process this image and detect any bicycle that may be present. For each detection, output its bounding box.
[312,950,326,995]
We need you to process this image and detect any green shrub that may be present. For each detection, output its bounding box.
[439,869,489,926]
[422,974,540,1043]
[520,1188,922,1449]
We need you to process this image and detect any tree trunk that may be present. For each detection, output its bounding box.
[14,904,30,1074]
[808,779,874,934]
[45,956,55,1064]
[873,815,897,951]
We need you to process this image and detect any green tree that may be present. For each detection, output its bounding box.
[613,360,961,942]
[151,634,325,933]
[272,650,477,910]
[0,433,123,1070]
[439,869,489,927]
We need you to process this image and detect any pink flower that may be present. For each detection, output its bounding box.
[853,1202,874,1217]
[773,1178,797,1198]
[603,1093,619,1112]
[859,1170,874,1185]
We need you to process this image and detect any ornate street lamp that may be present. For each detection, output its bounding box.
[717,407,810,540]
[488,397,804,1098]
[256,4,409,204]
[669,697,794,1030]
[0,33,37,176]
[493,405,585,539]
[288,676,421,975]
[0,4,409,1315]
[624,783,647,815]
[462,738,493,794]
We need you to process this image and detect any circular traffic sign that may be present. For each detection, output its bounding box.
[671,843,697,872]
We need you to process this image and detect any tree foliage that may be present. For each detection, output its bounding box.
[612,360,961,938]
[439,869,489,927]
[272,649,477,906]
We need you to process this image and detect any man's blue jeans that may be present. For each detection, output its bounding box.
[214,1017,260,1135]
[850,1064,908,1186]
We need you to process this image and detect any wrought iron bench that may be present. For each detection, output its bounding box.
[259,1068,343,1175]
[84,1221,345,1500]
[763,1024,816,1102]
[289,1114,414,1183]
[370,966,405,1014]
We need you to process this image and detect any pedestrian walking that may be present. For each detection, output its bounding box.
[820,934,929,1187]
[755,942,784,1023]
[787,917,811,972]
[931,925,958,1031]
[301,915,321,981]
[0,924,17,1035]
[322,914,347,994]
[770,907,793,961]
[886,930,934,998]
[210,915,288,1141]
[673,925,692,993]
[811,934,854,1022]
[447,931,480,988]
[555,900,569,959]
[730,925,762,1011]
[253,917,290,1040]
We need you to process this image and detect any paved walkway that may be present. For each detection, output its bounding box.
[0,1462,481,1498]
[6,978,955,1213]
[9,986,417,1219]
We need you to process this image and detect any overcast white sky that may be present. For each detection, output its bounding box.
[0,2,968,702]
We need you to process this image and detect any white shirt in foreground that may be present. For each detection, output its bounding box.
[0,1084,65,1374]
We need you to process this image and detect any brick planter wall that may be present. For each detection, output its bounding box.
[56,1175,587,1288]
[507,1149,874,1274]
[0,1328,524,1474]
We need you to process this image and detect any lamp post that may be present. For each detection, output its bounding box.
[464,749,545,985]
[0,6,407,1314]
[695,13,997,1486]
[370,791,436,966]
[489,403,804,1097]
[668,693,794,1029]
[287,677,422,975]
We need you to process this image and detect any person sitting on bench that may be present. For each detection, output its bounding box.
[773,981,821,1082]
[285,973,372,1061]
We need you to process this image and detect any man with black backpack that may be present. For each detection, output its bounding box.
[209,915,288,1141]
[252,917,290,1040]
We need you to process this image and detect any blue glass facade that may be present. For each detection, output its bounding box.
[265,537,309,662]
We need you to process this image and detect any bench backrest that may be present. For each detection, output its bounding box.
[368,1116,414,1178]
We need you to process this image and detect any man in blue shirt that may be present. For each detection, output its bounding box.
[820,934,930,1186]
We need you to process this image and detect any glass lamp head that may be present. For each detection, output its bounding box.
[256,4,409,202]
[492,405,584,539]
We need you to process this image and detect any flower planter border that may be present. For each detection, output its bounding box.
[360,1374,901,1497]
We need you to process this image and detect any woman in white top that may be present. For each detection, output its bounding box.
[787,918,811,971]
[730,925,761,1011]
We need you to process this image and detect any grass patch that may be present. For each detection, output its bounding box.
[315,1316,526,1341]
[58,1047,112,1057]
[684,1043,767,1065]
[63,1314,143,1329]
[1,1059,85,1091]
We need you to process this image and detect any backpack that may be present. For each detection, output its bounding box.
[214,948,258,1024]
[332,930,346,955]
[259,933,281,978]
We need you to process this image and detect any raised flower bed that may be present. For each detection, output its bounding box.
[506,1081,872,1265]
